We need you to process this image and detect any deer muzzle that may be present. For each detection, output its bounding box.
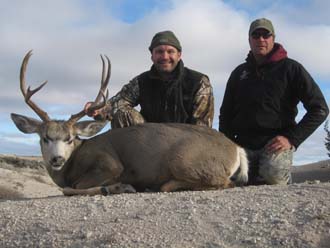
[50,156,66,170]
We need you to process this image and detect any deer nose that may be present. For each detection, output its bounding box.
[50,156,65,166]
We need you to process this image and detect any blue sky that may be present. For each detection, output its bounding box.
[1,0,329,165]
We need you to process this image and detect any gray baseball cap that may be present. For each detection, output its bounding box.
[249,18,275,36]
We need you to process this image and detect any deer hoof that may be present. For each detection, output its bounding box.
[103,183,136,194]
[123,184,136,193]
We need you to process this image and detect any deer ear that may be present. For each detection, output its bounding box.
[10,113,42,134]
[74,120,108,137]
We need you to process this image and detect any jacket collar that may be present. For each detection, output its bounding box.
[246,43,288,65]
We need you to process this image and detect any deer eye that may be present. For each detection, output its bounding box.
[64,135,74,144]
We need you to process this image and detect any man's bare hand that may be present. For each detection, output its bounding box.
[84,102,102,117]
[265,135,293,154]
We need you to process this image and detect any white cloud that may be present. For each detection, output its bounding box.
[1,0,329,164]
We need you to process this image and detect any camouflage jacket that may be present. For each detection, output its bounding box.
[100,67,214,127]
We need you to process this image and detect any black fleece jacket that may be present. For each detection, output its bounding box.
[219,43,329,149]
[138,60,205,124]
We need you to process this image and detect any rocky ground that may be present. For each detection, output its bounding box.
[0,155,329,247]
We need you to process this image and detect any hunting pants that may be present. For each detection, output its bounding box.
[246,147,293,185]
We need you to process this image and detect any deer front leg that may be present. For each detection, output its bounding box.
[63,186,105,196]
[62,183,136,196]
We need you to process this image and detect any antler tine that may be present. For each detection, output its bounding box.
[20,50,50,122]
[94,54,110,104]
[67,55,110,125]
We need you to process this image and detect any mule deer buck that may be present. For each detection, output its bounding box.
[11,51,248,196]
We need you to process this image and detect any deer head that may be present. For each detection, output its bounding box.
[11,50,111,171]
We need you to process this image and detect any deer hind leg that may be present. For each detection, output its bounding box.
[160,180,196,192]
[160,179,234,192]
[62,183,136,196]
[160,177,235,193]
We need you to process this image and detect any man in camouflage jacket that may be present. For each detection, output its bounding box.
[87,30,214,128]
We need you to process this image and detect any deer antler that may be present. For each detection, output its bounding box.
[20,50,51,122]
[94,55,110,104]
[67,55,110,125]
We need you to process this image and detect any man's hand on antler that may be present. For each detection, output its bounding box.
[84,102,102,117]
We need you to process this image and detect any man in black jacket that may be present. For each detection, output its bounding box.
[86,30,214,128]
[219,18,329,185]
